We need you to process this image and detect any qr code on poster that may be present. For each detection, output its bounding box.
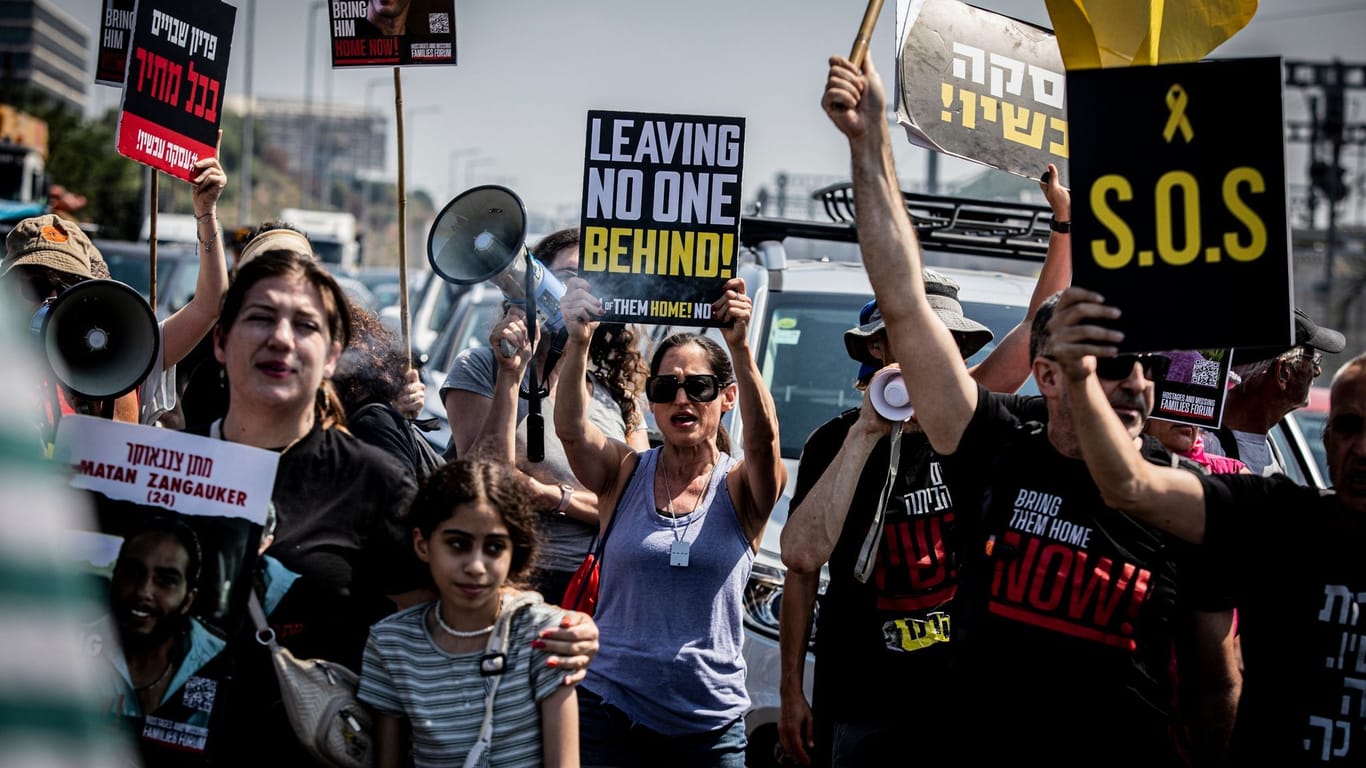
[428,13,450,33]
[1190,358,1220,388]
[181,677,217,712]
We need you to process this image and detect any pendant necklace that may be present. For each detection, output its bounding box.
[433,601,496,638]
[661,453,710,568]
[133,657,174,692]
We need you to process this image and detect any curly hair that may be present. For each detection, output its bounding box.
[407,459,540,587]
[332,303,407,414]
[532,228,648,430]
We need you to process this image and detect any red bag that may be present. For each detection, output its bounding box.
[562,549,602,615]
[561,457,635,615]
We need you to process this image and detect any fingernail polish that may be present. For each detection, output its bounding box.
[546,657,560,667]
[531,639,546,649]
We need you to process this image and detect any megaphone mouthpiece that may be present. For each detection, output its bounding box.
[869,367,915,422]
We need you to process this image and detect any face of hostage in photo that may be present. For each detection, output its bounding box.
[112,532,196,642]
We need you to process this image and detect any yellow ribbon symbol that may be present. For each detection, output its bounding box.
[1163,84,1194,143]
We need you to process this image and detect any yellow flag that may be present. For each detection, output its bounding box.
[1045,0,1258,70]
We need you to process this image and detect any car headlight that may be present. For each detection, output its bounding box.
[742,561,821,651]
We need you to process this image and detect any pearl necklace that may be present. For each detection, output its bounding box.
[433,602,495,638]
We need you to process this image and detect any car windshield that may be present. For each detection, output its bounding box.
[756,291,1031,459]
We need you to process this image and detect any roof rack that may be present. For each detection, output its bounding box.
[739,182,1052,264]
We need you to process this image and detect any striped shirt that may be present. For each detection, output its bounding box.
[358,598,564,767]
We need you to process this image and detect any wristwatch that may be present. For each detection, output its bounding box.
[1050,218,1071,234]
[554,483,575,515]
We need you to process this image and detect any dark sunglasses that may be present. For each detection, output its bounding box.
[13,269,78,304]
[1094,353,1171,382]
[645,374,722,403]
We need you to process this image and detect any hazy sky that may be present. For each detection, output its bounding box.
[47,0,1366,222]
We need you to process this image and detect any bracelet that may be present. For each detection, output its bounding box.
[196,217,219,249]
[194,210,216,224]
[1050,218,1071,234]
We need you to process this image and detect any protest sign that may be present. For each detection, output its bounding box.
[1068,57,1292,353]
[329,0,457,67]
[96,0,137,86]
[580,110,745,328]
[896,0,1069,184]
[55,415,277,525]
[56,416,272,761]
[115,0,235,181]
[1151,349,1232,429]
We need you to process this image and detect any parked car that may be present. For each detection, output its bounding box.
[1273,384,1331,487]
[94,238,205,320]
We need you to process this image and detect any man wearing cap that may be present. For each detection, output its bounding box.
[777,160,1071,766]
[820,53,1237,763]
[1201,307,1346,476]
[3,156,228,435]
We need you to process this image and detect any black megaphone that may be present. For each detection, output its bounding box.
[30,279,160,400]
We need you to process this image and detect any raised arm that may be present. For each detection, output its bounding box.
[1048,287,1208,542]
[717,277,787,545]
[823,54,977,453]
[467,307,532,465]
[161,155,229,368]
[970,162,1073,391]
[554,277,633,502]
[781,387,889,573]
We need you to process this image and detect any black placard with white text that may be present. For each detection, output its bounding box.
[329,0,457,67]
[115,0,235,180]
[579,110,746,328]
[96,0,137,86]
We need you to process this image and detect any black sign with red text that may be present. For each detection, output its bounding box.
[115,0,234,181]
[329,0,457,68]
[96,0,137,86]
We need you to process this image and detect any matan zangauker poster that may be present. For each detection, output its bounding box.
[54,416,277,763]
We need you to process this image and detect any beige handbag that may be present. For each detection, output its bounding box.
[248,593,376,768]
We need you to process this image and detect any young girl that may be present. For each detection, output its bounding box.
[358,459,579,768]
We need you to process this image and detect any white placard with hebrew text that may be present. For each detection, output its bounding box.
[54,416,277,525]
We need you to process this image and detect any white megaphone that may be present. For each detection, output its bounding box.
[427,185,566,343]
[869,366,914,422]
[30,279,160,400]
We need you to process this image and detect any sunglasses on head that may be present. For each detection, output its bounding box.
[645,374,722,403]
[1094,353,1171,382]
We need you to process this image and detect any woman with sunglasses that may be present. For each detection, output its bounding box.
[554,275,785,767]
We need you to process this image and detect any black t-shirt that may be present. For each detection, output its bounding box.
[943,386,1193,765]
[1199,473,1364,764]
[198,422,420,765]
[793,410,957,727]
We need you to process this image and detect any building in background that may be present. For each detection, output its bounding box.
[0,0,88,114]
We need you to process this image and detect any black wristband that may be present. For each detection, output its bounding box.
[1050,218,1071,233]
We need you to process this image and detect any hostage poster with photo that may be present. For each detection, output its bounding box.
[1151,349,1233,429]
[53,416,277,761]
[579,110,745,328]
[96,0,137,86]
[329,0,457,67]
[114,0,235,181]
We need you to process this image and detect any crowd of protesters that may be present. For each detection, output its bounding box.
[7,48,1365,768]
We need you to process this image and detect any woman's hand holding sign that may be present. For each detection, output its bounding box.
[561,277,604,349]
[714,277,753,352]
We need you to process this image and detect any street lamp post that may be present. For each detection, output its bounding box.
[403,105,441,187]
[465,157,494,188]
[448,149,478,197]
[302,0,326,207]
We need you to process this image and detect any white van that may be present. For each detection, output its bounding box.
[279,208,361,273]
[140,213,200,246]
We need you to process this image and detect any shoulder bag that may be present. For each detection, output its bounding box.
[560,454,639,615]
[247,592,375,768]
